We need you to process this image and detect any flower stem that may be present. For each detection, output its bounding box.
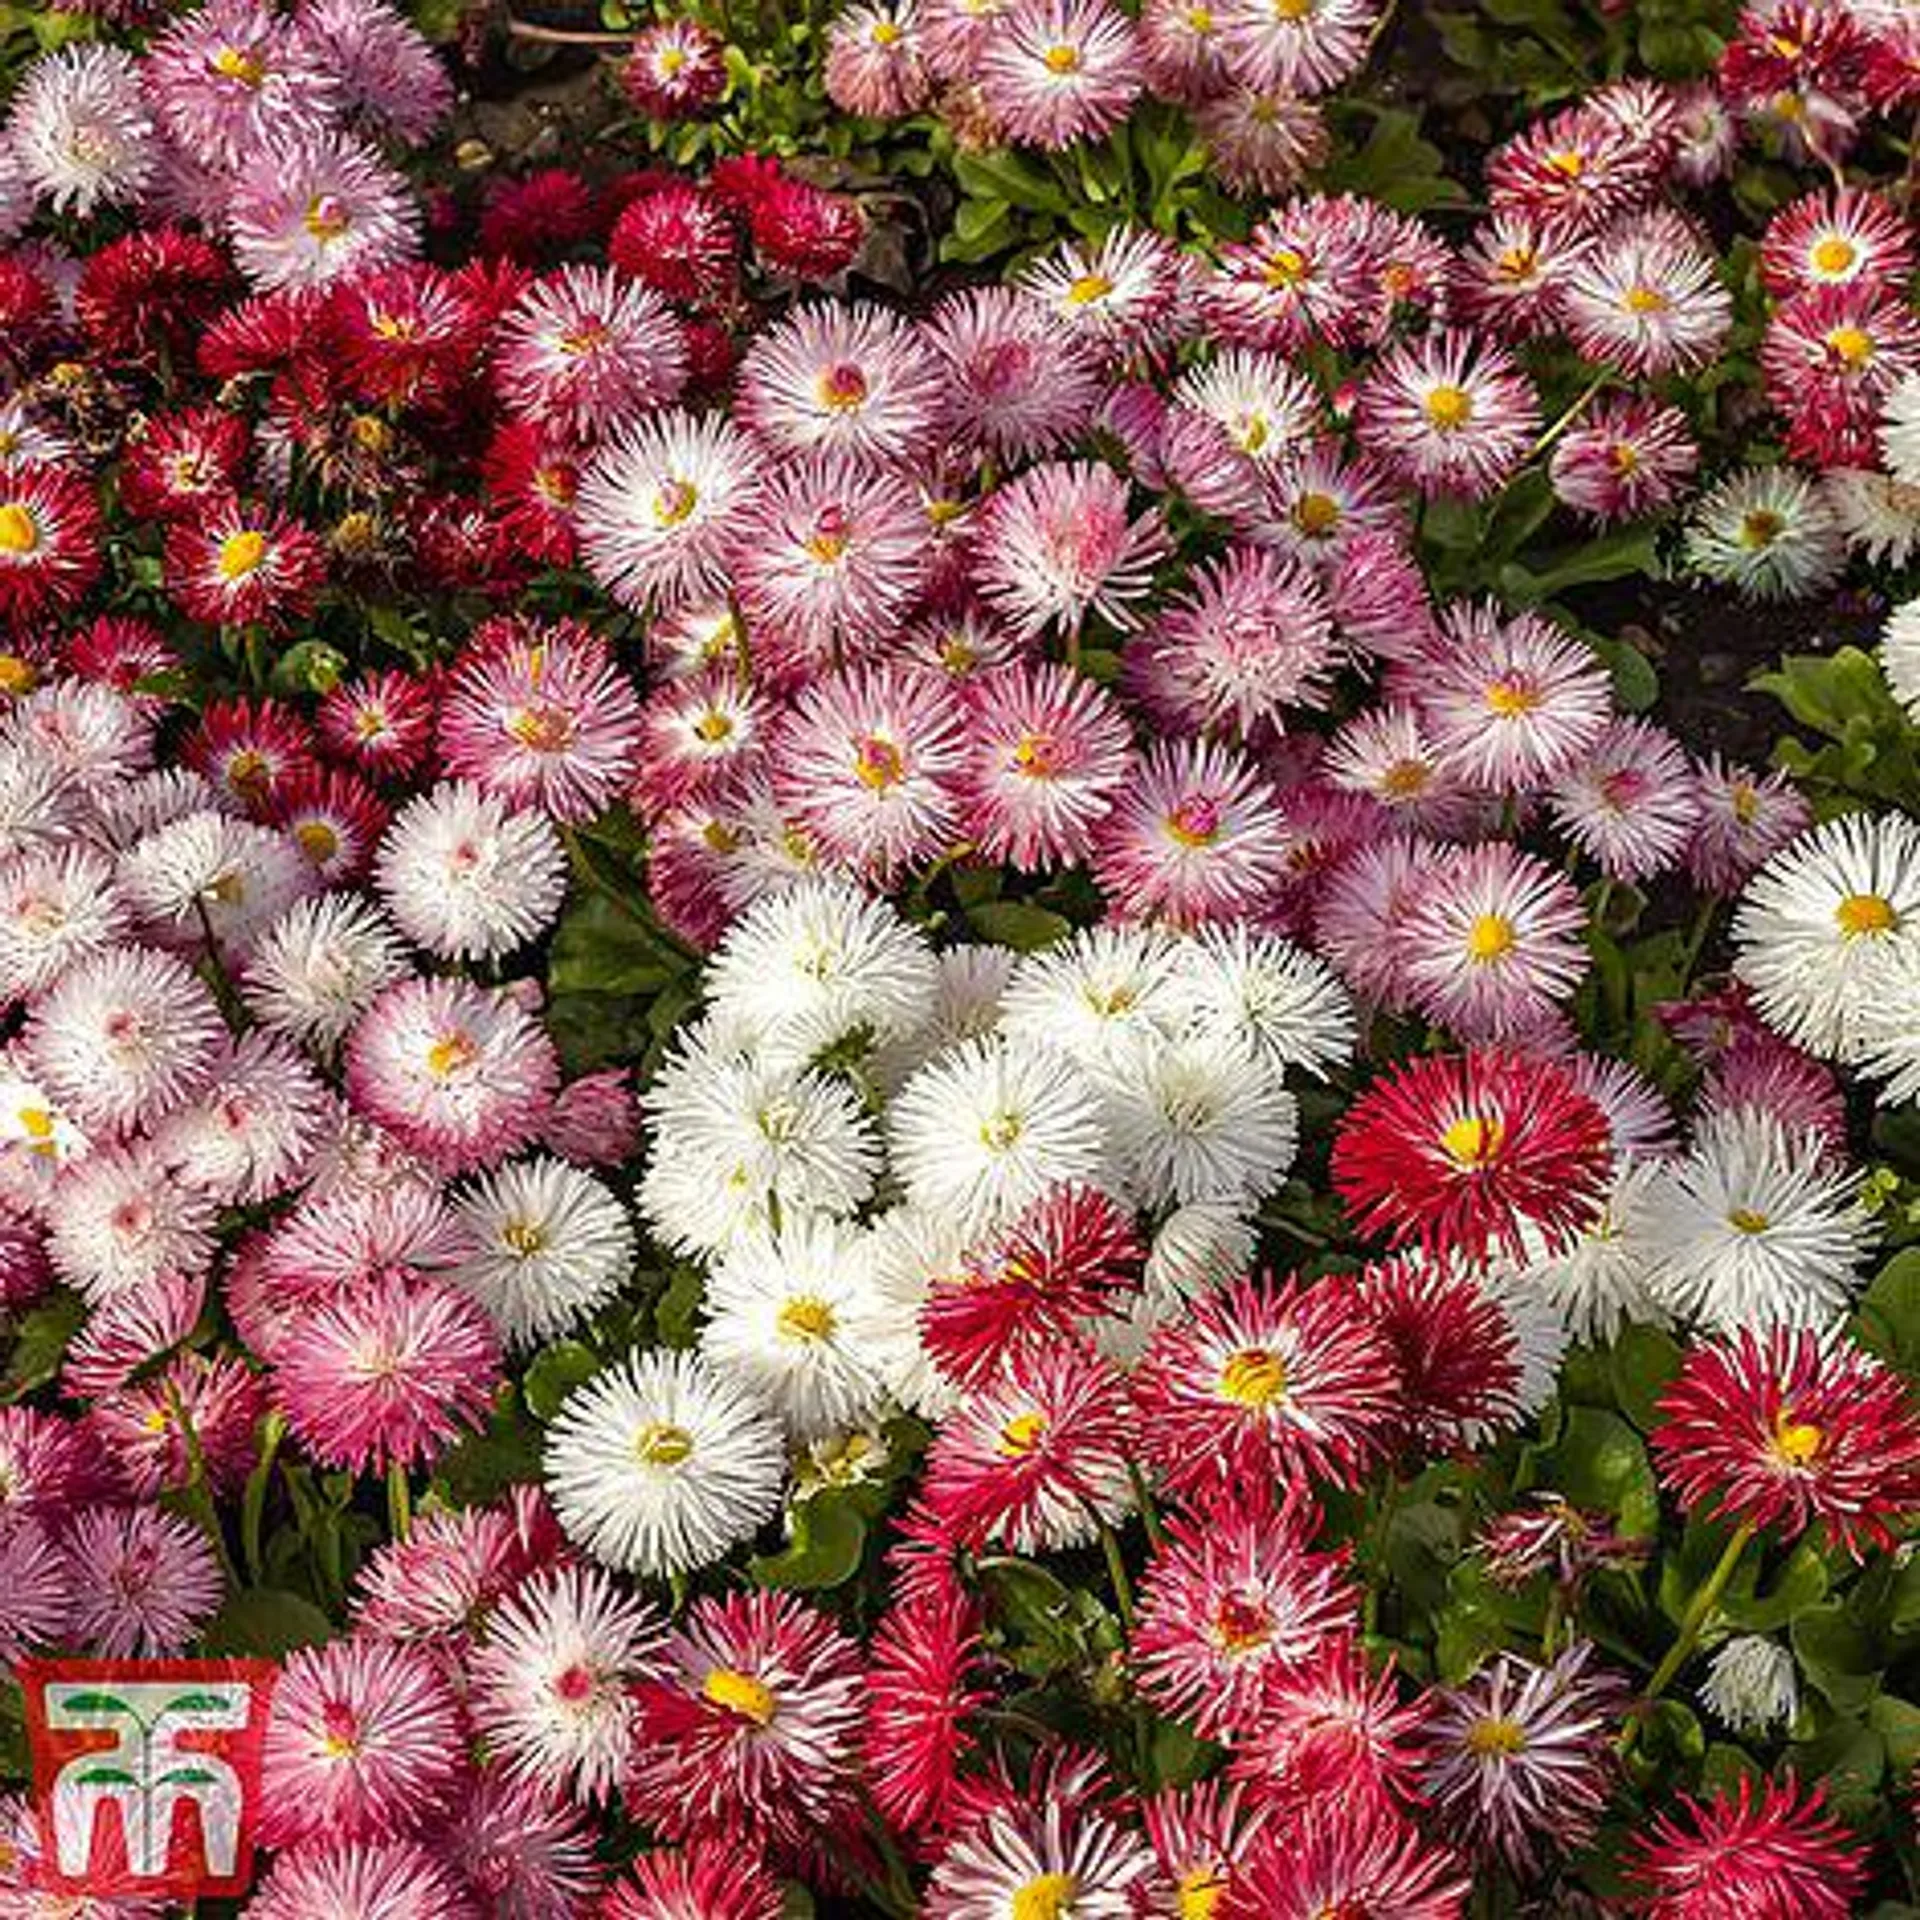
[165,1377,239,1586]
[1530,370,1610,460]
[1126,1460,1166,1553]
[1642,1521,1756,1705]
[386,1461,414,1544]
[1097,1518,1135,1628]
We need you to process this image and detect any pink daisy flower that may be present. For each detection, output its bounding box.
[1452,212,1589,340]
[736,301,947,465]
[1561,207,1733,379]
[621,19,728,118]
[275,1272,501,1475]
[768,663,967,883]
[345,976,559,1175]
[60,1502,223,1656]
[627,1590,867,1858]
[1137,0,1233,101]
[1400,841,1590,1043]
[1090,736,1290,928]
[1194,84,1331,198]
[1485,101,1664,236]
[976,0,1144,150]
[246,1838,478,1920]
[602,1841,784,1920]
[1321,704,1475,835]
[296,0,456,142]
[493,265,689,443]
[1133,1488,1358,1741]
[973,460,1169,641]
[1549,716,1701,882]
[228,128,421,292]
[260,1637,466,1847]
[0,1513,70,1664]
[1765,281,1920,468]
[1223,1804,1469,1920]
[1016,225,1187,362]
[1548,394,1699,521]
[142,0,339,171]
[825,0,932,114]
[1354,328,1541,499]
[1132,1271,1402,1500]
[0,1406,121,1520]
[957,659,1133,871]
[1214,0,1377,94]
[923,285,1104,463]
[1207,199,1375,352]
[927,1784,1160,1918]
[1685,754,1812,894]
[353,1501,552,1643]
[435,1771,604,1918]
[46,1140,222,1301]
[1254,442,1405,564]
[1761,184,1914,299]
[86,1352,268,1500]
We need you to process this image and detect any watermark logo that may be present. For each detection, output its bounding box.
[17,1658,276,1900]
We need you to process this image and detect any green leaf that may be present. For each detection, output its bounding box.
[965,900,1072,952]
[199,1588,334,1658]
[1853,1249,1920,1379]
[55,1693,135,1718]
[1700,1742,1761,1796]
[1525,1406,1660,1536]
[1792,1602,1882,1712]
[2,1288,87,1400]
[1870,1694,1920,1776]
[71,1766,139,1787]
[1608,1324,1683,1432]
[749,1492,866,1591]
[549,892,676,997]
[651,1265,705,1349]
[523,1341,602,1422]
[432,1393,543,1505]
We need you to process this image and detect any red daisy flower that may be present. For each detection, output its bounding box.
[1626,1775,1868,1920]
[1719,4,1870,116]
[165,501,326,630]
[318,667,439,780]
[1222,1802,1471,1920]
[1132,1272,1402,1501]
[75,225,233,367]
[603,1840,784,1920]
[63,615,180,703]
[482,419,583,568]
[478,167,601,264]
[1652,1326,1920,1558]
[198,288,334,381]
[186,695,320,813]
[271,764,390,884]
[119,406,253,522]
[609,184,742,307]
[1330,1049,1613,1264]
[863,1584,990,1842]
[0,463,102,627]
[329,264,487,413]
[920,1184,1143,1391]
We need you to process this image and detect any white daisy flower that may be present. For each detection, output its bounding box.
[1822,466,1920,568]
[870,944,1018,1095]
[0,1063,87,1209]
[997,923,1188,1074]
[1856,987,1920,1105]
[1144,1199,1257,1302]
[1162,923,1357,1079]
[1102,1028,1297,1210]
[1732,812,1920,1061]
[452,1155,636,1350]
[1502,1160,1669,1345]
[702,877,939,1069]
[1634,1110,1876,1333]
[862,1206,968,1420]
[0,742,79,863]
[241,893,411,1048]
[467,1564,664,1805]
[149,1032,329,1206]
[1470,1260,1570,1442]
[46,1142,219,1300]
[1683,466,1845,601]
[0,844,130,999]
[544,1350,786,1579]
[1699,1634,1798,1738]
[1879,368,1920,487]
[1881,596,1920,721]
[7,45,154,216]
[888,1033,1112,1243]
[700,1213,893,1441]
[118,810,315,961]
[375,781,568,963]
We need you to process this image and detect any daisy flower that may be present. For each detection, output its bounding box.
[1562,208,1732,377]
[297,0,456,142]
[1821,465,1920,566]
[972,460,1170,640]
[1215,0,1378,94]
[603,1842,784,1920]
[736,301,947,464]
[435,618,644,825]
[7,45,154,217]
[926,1792,1160,1919]
[0,844,129,999]
[345,976,559,1175]
[276,1273,502,1473]
[1548,394,1699,522]
[1761,184,1912,298]
[700,1213,892,1441]
[150,1030,329,1205]
[1485,101,1664,234]
[1133,1490,1357,1741]
[319,667,439,780]
[923,285,1104,464]
[259,1638,464,1846]
[435,1773,604,1918]
[375,781,567,962]
[1196,85,1333,198]
[888,1033,1112,1243]
[1637,1109,1875,1333]
[1732,811,1920,1060]
[1686,754,1812,896]
[1132,1271,1402,1499]
[825,0,932,113]
[246,1839,474,1920]
[0,1516,70,1665]
[120,811,316,962]
[995,923,1184,1071]
[1699,1634,1798,1737]
[1419,1641,1627,1876]
[452,1154,636,1351]
[1879,370,1920,486]
[60,1503,223,1656]
[1504,1158,1668,1342]
[46,1141,219,1300]
[1334,1043,1612,1260]
[977,0,1144,149]
[1356,1254,1524,1454]
[865,1586,989,1835]
[228,129,421,291]
[1684,465,1846,601]
[141,0,339,170]
[1016,224,1186,361]
[1163,923,1357,1079]
[1090,736,1290,929]
[576,411,764,613]
[1766,283,1920,468]
[164,501,326,629]
[243,892,411,1047]
[493,265,689,442]
[0,462,104,627]
[1224,1804,1469,1920]
[1353,329,1541,499]
[958,660,1132,871]
[627,1590,866,1855]
[1625,1776,1868,1920]
[1418,600,1613,791]
[1549,717,1701,882]
[543,1349,786,1577]
[1400,842,1590,1044]
[922,1342,1133,1554]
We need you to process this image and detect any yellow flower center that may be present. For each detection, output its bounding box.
[501,1219,547,1256]
[1811,235,1858,276]
[1771,1413,1823,1467]
[559,321,611,358]
[1271,0,1313,16]
[693,709,734,745]
[1013,731,1059,777]
[1545,148,1585,179]
[652,478,699,527]
[1484,677,1540,716]
[658,46,687,74]
[1262,246,1309,289]
[1210,1592,1274,1656]
[1218,1346,1287,1409]
[0,654,36,695]
[142,1405,171,1434]
[1465,913,1516,962]
[776,1295,837,1342]
[304,194,351,242]
[1836,891,1897,937]
[508,705,575,754]
[635,1421,694,1466]
[980,1109,1025,1151]
[1609,440,1641,476]
[1442,1113,1505,1168]
[1177,1871,1226,1920]
[211,44,266,83]
[703,1666,777,1726]
[1727,1206,1770,1235]
[1291,490,1341,535]
[1424,383,1473,431]
[1739,510,1783,550]
[818,363,870,411]
[854,734,905,790]
[425,1032,477,1078]
[0,503,42,556]
[1012,1875,1079,1920]
[1825,325,1875,369]
[1622,284,1669,315]
[1042,41,1081,72]
[871,17,903,42]
[217,530,268,581]
[1066,272,1113,306]
[1185,3,1213,28]
[294,820,339,865]
[999,1410,1048,1456]
[1465,1715,1528,1756]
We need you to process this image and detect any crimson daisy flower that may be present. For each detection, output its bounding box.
[920,1183,1143,1390]
[0,463,103,627]
[1651,1326,1920,1558]
[1132,1272,1402,1501]
[119,406,252,523]
[165,502,326,629]
[863,1584,990,1840]
[1222,1803,1470,1920]
[1330,1049,1613,1264]
[603,1840,784,1920]
[1625,1775,1868,1920]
